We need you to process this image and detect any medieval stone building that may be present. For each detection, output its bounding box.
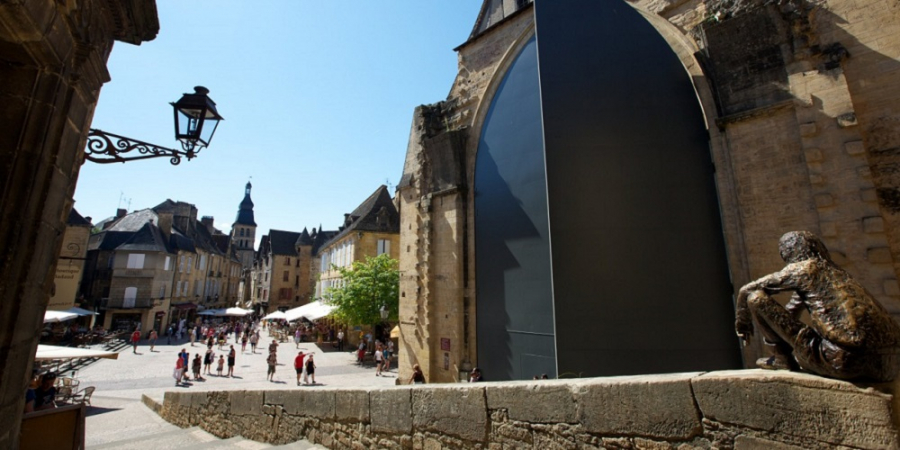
[397,0,900,382]
[0,1,160,444]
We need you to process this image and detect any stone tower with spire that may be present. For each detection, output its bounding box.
[231,181,257,269]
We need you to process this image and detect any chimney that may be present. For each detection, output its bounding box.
[157,210,173,238]
[201,216,215,233]
[116,208,127,219]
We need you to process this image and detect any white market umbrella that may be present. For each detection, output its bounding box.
[35,344,118,361]
[62,307,98,316]
[222,307,252,317]
[43,310,79,323]
[284,301,335,322]
[302,301,336,321]
[262,311,287,321]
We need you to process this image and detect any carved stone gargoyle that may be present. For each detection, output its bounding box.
[735,231,900,382]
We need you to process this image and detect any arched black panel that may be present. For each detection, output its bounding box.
[475,36,557,381]
[535,0,742,376]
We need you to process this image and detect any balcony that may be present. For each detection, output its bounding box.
[100,297,157,310]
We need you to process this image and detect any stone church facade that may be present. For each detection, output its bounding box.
[397,0,900,382]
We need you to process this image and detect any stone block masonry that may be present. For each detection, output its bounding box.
[158,370,899,449]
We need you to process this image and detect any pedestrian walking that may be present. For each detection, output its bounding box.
[192,354,204,381]
[357,341,365,364]
[267,351,277,382]
[241,333,248,353]
[204,348,214,375]
[250,332,259,353]
[131,329,141,354]
[179,348,190,380]
[227,345,236,377]
[304,353,316,385]
[294,328,301,349]
[217,355,225,376]
[269,339,278,355]
[149,329,158,352]
[294,351,306,386]
[384,340,394,371]
[375,344,384,376]
[337,330,344,352]
[174,356,185,386]
[190,327,196,347]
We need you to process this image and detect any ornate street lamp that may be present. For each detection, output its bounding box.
[84,86,223,165]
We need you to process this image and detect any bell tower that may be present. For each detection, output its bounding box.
[231,181,257,269]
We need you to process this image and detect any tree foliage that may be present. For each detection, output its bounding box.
[325,253,399,326]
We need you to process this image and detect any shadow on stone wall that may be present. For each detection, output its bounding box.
[159,370,898,449]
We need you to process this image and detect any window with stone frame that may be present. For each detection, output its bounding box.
[126,253,145,269]
[377,239,390,256]
[283,271,289,282]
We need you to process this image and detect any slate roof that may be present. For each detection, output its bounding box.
[68,208,92,227]
[267,229,302,257]
[318,185,399,252]
[234,182,256,227]
[296,228,312,247]
[116,223,169,252]
[88,231,133,251]
[312,228,338,254]
[107,209,158,232]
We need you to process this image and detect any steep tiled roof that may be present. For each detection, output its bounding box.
[268,229,302,256]
[107,209,158,232]
[318,185,399,251]
[116,223,169,252]
[68,208,92,227]
[88,231,133,251]
[296,228,312,247]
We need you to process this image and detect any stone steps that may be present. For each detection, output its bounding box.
[88,425,324,450]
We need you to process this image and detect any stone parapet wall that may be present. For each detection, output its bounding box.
[158,370,899,449]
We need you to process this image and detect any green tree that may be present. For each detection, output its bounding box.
[325,253,399,326]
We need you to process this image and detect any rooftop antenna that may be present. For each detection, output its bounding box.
[385,178,394,191]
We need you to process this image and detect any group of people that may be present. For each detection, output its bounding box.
[293,350,317,385]
[172,319,259,386]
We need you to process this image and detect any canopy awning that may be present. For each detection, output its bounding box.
[61,307,97,316]
[262,311,287,321]
[198,307,252,317]
[43,311,78,323]
[283,301,335,322]
[35,344,119,361]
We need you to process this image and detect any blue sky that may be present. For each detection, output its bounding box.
[75,1,483,242]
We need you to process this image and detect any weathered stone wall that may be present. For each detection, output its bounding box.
[159,370,899,449]
[0,1,158,446]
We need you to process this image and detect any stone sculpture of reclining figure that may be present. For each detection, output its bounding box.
[735,231,900,382]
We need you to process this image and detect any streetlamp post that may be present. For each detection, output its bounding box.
[84,86,224,165]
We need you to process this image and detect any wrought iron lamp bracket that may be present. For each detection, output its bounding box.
[84,129,203,165]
